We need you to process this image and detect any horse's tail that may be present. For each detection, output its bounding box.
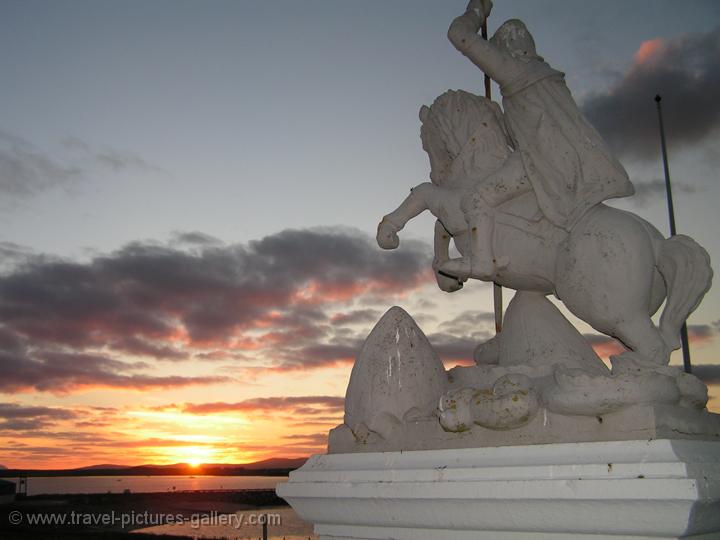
[656,235,713,350]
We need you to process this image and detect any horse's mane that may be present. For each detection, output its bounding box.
[421,90,512,186]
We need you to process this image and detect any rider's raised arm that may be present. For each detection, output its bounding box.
[447,10,518,87]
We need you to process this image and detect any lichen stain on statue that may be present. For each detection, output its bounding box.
[328,0,718,453]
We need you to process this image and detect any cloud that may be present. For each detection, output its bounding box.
[438,310,496,334]
[0,402,77,431]
[180,395,344,416]
[0,229,430,392]
[627,178,696,207]
[169,231,223,247]
[687,324,716,344]
[583,333,626,359]
[0,130,164,200]
[420,310,497,366]
[584,324,717,360]
[0,348,228,394]
[0,131,83,197]
[282,432,329,448]
[109,337,189,361]
[428,333,488,366]
[61,136,164,174]
[0,230,428,346]
[330,309,382,326]
[0,242,36,271]
[582,27,720,161]
[693,364,720,384]
[278,339,363,369]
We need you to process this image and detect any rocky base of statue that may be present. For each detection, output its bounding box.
[277,439,720,539]
[328,302,719,454]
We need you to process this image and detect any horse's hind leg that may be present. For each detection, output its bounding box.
[611,315,671,364]
[556,206,670,365]
[561,275,670,364]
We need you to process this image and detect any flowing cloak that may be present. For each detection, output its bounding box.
[500,60,634,230]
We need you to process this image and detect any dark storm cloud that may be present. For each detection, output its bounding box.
[0,229,431,390]
[582,27,720,161]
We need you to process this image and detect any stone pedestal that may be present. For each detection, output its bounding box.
[277,439,720,539]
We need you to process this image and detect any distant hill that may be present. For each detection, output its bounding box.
[73,464,129,471]
[243,457,307,470]
[0,457,309,477]
[0,464,7,470]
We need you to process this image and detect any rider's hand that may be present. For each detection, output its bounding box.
[449,2,484,45]
[467,0,493,21]
[377,219,400,250]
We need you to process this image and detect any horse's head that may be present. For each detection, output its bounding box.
[420,90,510,186]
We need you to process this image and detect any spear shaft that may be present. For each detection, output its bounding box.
[481,16,503,334]
[655,94,692,373]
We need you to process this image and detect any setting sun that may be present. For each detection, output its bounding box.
[180,446,215,465]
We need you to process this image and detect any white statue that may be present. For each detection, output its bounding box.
[279,7,720,537]
[377,1,711,368]
[328,1,716,452]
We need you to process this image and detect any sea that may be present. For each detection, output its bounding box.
[5,475,280,496]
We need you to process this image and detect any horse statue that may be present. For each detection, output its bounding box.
[376,89,712,367]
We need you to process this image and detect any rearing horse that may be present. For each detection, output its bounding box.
[377,90,712,365]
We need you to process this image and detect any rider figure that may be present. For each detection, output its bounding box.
[442,0,634,280]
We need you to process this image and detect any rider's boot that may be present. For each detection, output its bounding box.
[439,209,496,280]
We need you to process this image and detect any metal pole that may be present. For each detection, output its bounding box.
[655,94,692,373]
[481,17,503,334]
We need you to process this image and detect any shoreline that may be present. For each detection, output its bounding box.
[0,488,289,538]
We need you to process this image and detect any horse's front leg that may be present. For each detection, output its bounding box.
[433,220,464,292]
[377,182,435,249]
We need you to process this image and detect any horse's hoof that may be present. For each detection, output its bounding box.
[376,221,399,249]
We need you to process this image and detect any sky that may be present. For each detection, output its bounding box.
[0,0,719,469]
